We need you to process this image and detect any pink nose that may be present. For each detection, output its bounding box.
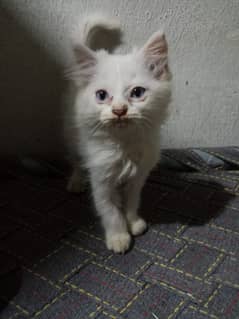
[112,107,128,117]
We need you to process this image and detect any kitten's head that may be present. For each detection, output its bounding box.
[69,31,171,132]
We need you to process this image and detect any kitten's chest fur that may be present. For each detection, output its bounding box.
[85,129,159,183]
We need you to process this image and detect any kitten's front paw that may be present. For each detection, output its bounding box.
[106,233,131,254]
[129,218,147,236]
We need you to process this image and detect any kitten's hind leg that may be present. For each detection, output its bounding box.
[67,167,88,193]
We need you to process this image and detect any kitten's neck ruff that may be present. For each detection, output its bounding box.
[88,119,159,145]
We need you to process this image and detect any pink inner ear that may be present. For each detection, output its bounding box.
[67,43,97,85]
[143,32,169,80]
[145,33,168,56]
[73,43,96,66]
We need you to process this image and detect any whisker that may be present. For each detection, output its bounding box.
[90,121,103,135]
[69,115,101,129]
[130,115,152,129]
[69,113,153,132]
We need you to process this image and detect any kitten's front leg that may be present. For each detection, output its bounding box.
[91,179,131,253]
[124,177,148,236]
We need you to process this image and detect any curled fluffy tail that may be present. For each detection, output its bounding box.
[72,14,122,52]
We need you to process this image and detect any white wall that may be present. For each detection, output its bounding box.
[1,0,239,157]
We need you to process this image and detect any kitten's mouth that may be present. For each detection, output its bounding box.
[113,117,129,127]
[102,117,135,128]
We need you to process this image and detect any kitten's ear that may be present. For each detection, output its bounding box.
[66,43,97,85]
[141,31,170,80]
[73,43,96,66]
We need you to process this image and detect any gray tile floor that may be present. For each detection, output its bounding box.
[0,148,239,319]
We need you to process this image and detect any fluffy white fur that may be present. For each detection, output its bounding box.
[66,15,172,253]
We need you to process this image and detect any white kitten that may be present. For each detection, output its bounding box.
[66,15,172,253]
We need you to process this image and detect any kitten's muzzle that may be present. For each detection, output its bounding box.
[112,105,128,118]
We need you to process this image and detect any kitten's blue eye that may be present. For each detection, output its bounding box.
[96,90,109,102]
[130,87,146,99]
